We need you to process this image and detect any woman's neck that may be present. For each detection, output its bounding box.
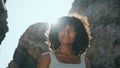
[58,45,74,56]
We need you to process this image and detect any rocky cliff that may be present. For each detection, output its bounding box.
[8,23,50,68]
[0,0,8,44]
[69,0,120,68]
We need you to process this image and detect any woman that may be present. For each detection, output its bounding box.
[37,16,91,68]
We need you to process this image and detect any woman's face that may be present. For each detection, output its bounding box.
[58,25,77,45]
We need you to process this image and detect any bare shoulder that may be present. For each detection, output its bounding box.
[38,52,51,61]
[84,57,91,68]
[37,52,51,68]
[41,52,51,58]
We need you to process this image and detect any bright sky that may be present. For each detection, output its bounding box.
[0,0,74,68]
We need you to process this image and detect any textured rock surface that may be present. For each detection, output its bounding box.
[8,23,50,68]
[0,0,8,44]
[69,0,120,68]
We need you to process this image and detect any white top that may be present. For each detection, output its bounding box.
[49,52,86,68]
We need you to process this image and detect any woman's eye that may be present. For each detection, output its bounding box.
[69,29,76,32]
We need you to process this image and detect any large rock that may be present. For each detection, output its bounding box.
[8,23,50,68]
[69,0,120,68]
[0,0,8,44]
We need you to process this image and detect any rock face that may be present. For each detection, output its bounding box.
[8,23,50,68]
[69,0,120,68]
[0,0,8,44]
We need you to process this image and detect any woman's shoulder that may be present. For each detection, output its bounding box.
[40,52,51,59]
[37,52,52,68]
[84,57,90,64]
[84,56,91,68]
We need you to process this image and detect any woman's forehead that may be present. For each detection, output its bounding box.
[59,25,76,30]
[65,25,75,28]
